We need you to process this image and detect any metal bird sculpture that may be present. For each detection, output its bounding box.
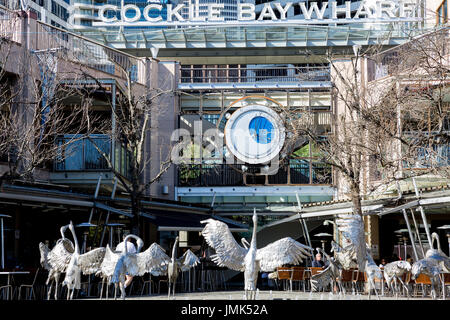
[335,214,366,272]
[364,249,382,300]
[411,258,441,300]
[110,234,171,299]
[411,232,450,299]
[330,237,381,299]
[96,237,145,299]
[330,240,358,270]
[39,224,74,300]
[426,233,450,272]
[201,209,313,300]
[62,221,106,300]
[96,244,122,299]
[310,247,344,293]
[383,260,412,297]
[163,236,200,298]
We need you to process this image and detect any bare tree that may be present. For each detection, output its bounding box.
[0,36,97,183]
[85,57,175,235]
[287,28,449,220]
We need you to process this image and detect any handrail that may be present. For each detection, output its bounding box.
[180,65,331,83]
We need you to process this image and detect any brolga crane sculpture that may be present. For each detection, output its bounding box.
[335,214,367,272]
[97,234,144,299]
[426,233,450,272]
[383,260,412,297]
[364,249,383,300]
[39,224,74,300]
[62,221,106,300]
[310,247,344,294]
[159,236,200,299]
[110,234,171,300]
[331,219,382,299]
[411,232,450,299]
[201,209,313,300]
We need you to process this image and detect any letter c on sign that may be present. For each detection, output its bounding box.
[99,5,119,23]
[122,4,141,23]
[143,4,163,22]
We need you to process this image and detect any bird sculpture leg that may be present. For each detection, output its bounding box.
[397,277,409,298]
[100,278,104,300]
[119,280,126,300]
[54,273,61,300]
[114,283,118,300]
[430,278,437,300]
[46,279,53,300]
[168,279,171,299]
[70,288,75,300]
[393,277,399,298]
[372,279,380,300]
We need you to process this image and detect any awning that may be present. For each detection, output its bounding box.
[151,210,248,233]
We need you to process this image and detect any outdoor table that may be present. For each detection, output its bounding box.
[0,271,30,300]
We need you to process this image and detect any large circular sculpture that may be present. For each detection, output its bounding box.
[224,104,285,164]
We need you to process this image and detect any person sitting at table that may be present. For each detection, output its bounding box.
[312,253,326,268]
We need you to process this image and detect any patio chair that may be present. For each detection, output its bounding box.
[291,267,307,292]
[276,267,292,291]
[413,273,432,297]
[141,275,156,296]
[18,268,40,300]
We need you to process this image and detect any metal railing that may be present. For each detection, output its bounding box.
[177,161,331,187]
[54,134,132,180]
[34,21,147,84]
[180,65,330,84]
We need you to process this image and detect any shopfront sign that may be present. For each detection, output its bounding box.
[89,0,422,27]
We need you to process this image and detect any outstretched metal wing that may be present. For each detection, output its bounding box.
[97,245,120,278]
[335,214,366,271]
[177,249,200,272]
[310,264,334,292]
[201,218,247,271]
[47,239,74,273]
[78,247,106,275]
[135,243,171,276]
[39,242,51,271]
[256,237,313,272]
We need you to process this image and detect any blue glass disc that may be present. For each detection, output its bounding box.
[249,116,273,144]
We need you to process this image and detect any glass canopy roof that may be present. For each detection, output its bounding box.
[77,23,432,50]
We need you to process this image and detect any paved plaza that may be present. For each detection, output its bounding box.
[85,290,439,300]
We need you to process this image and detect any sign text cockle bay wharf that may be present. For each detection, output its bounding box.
[91,0,422,27]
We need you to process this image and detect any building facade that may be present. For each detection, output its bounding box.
[0,0,449,277]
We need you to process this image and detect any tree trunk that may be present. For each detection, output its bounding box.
[350,183,363,217]
[130,193,141,236]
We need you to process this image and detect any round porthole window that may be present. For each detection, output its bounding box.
[224,105,285,164]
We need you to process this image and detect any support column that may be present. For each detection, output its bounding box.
[364,215,380,259]
[402,209,419,261]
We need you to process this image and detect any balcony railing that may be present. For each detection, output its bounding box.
[54,134,132,180]
[177,161,331,187]
[180,65,330,84]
